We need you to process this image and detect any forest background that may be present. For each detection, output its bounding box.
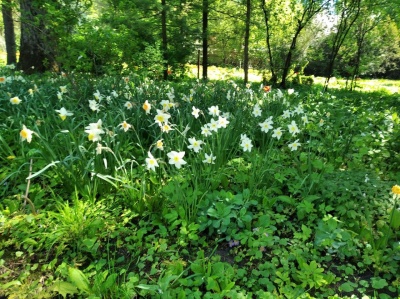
[1,0,400,86]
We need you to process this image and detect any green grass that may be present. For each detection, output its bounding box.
[0,66,399,298]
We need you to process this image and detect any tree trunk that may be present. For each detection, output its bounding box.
[243,0,251,84]
[279,25,303,89]
[261,0,277,84]
[161,0,168,80]
[202,0,208,80]
[324,0,361,91]
[19,0,52,73]
[2,0,17,65]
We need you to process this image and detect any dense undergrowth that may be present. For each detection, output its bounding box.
[0,66,399,298]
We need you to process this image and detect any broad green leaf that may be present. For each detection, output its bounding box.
[371,278,388,289]
[340,281,357,292]
[68,267,92,294]
[50,281,78,298]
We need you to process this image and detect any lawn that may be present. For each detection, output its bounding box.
[0,65,399,298]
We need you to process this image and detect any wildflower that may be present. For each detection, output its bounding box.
[208,119,219,132]
[156,139,164,150]
[154,110,171,125]
[288,120,300,136]
[301,115,309,124]
[96,143,103,155]
[16,75,26,83]
[166,90,175,101]
[192,106,201,119]
[60,86,67,94]
[282,110,291,119]
[28,88,34,95]
[143,100,151,114]
[240,133,250,143]
[241,137,253,152]
[203,152,216,164]
[222,112,231,119]
[119,121,132,132]
[217,116,229,128]
[161,123,173,133]
[10,96,21,105]
[20,125,34,143]
[272,127,283,140]
[111,90,118,98]
[288,139,301,151]
[392,185,400,196]
[319,119,324,126]
[167,151,187,169]
[160,100,174,112]
[252,104,262,117]
[287,88,294,95]
[93,90,102,101]
[294,105,304,115]
[7,155,16,160]
[0,76,6,84]
[89,100,100,112]
[145,152,159,171]
[187,137,203,153]
[263,85,271,92]
[228,240,239,247]
[259,117,274,133]
[201,125,212,137]
[55,107,73,120]
[124,101,133,110]
[85,119,104,142]
[208,105,220,117]
[57,92,63,101]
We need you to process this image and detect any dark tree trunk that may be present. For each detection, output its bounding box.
[350,16,378,91]
[2,0,17,65]
[243,0,251,84]
[324,0,361,91]
[202,0,208,80]
[261,0,277,84]
[161,0,168,80]
[279,25,303,89]
[19,0,52,73]
[280,1,328,89]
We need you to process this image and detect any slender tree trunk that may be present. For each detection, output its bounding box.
[350,34,364,91]
[261,0,277,84]
[19,0,51,73]
[202,0,208,80]
[350,18,377,91]
[243,0,251,84]
[2,0,17,65]
[161,0,168,80]
[279,26,303,89]
[324,0,361,91]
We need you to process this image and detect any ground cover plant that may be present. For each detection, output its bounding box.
[0,65,400,298]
